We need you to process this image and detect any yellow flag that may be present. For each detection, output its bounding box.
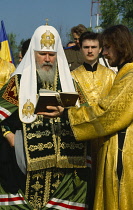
[0,20,14,63]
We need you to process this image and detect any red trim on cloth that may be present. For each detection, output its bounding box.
[0,196,25,202]
[0,110,9,118]
[48,200,85,210]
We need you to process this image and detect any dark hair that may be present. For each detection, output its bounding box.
[21,38,31,57]
[102,24,133,63]
[71,24,87,37]
[79,31,102,48]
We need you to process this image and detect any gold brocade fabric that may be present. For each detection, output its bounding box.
[69,63,133,209]
[25,168,66,209]
[71,63,116,106]
[0,58,15,89]
[23,116,88,171]
[71,63,116,187]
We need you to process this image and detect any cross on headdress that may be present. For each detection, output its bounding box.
[45,18,49,25]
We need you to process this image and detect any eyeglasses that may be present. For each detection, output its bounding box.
[74,38,79,41]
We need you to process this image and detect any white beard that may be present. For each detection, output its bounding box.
[37,62,57,85]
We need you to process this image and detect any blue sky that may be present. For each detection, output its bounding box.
[0,0,99,46]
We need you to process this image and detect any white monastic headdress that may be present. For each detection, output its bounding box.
[12,25,75,123]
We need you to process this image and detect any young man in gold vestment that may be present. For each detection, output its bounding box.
[43,25,133,210]
[71,31,116,107]
[70,31,116,199]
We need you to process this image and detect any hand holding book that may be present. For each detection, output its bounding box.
[34,89,79,114]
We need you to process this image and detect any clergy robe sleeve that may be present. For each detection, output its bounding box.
[68,67,133,141]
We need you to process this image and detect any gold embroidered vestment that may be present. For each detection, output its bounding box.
[0,58,15,89]
[69,63,133,209]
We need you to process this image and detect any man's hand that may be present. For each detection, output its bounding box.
[37,106,64,118]
[4,132,15,147]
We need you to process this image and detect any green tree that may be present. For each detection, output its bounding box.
[8,33,28,66]
[119,0,133,31]
[100,0,133,31]
[8,33,19,66]
[100,0,121,29]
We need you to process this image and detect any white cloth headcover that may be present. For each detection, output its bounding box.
[12,25,75,123]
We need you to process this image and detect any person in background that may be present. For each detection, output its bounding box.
[18,38,31,63]
[65,24,88,71]
[18,51,22,63]
[65,41,75,48]
[0,42,15,89]
[21,38,31,58]
[0,25,92,209]
[0,41,15,206]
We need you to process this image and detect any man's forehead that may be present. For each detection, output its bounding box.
[83,39,99,42]
[82,39,100,45]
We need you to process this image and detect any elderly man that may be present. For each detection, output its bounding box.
[0,25,91,209]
